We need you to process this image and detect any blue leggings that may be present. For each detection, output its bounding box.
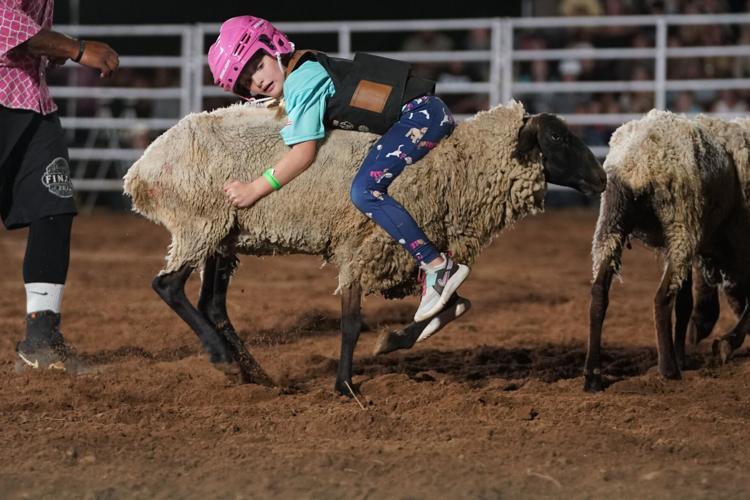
[350,95,455,264]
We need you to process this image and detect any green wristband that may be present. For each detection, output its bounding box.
[262,168,282,191]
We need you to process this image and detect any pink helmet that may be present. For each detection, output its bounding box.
[208,16,295,94]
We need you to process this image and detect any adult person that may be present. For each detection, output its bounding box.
[1,1,119,372]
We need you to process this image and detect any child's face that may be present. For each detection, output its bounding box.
[238,54,285,99]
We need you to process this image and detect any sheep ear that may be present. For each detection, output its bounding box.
[514,115,540,162]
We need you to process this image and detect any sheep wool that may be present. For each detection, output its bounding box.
[124,101,546,298]
[694,115,750,204]
[592,109,733,291]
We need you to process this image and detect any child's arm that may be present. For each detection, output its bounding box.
[223,139,318,208]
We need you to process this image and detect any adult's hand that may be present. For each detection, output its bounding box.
[77,40,120,78]
[23,30,120,78]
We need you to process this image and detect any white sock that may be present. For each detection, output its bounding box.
[25,283,65,314]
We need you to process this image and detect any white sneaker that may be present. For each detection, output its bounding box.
[414,254,470,322]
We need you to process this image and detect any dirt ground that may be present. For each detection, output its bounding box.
[1,208,749,499]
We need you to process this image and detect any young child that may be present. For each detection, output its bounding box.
[208,15,469,323]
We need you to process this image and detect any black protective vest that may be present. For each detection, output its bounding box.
[286,50,435,135]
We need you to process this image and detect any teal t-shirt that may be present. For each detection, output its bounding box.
[280,60,336,146]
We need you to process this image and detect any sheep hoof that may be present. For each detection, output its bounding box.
[659,365,681,380]
[373,328,418,355]
[583,374,605,392]
[712,339,733,364]
[373,294,470,355]
[238,362,275,386]
[211,358,274,386]
[334,379,359,398]
[212,360,243,383]
[218,326,275,386]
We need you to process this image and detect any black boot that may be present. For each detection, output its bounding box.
[15,311,79,374]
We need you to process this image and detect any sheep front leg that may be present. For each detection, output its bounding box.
[335,283,362,397]
[198,254,273,386]
[152,264,240,380]
[713,283,750,364]
[654,264,681,380]
[674,272,693,370]
[584,264,615,392]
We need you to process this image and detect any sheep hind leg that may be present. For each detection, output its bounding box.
[723,282,746,318]
[335,283,362,397]
[198,254,273,386]
[372,293,470,355]
[152,264,240,380]
[673,272,693,370]
[687,264,719,347]
[654,264,681,380]
[712,284,750,364]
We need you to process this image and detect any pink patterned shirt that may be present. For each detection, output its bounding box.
[0,0,57,114]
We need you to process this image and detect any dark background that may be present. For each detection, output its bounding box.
[51,2,522,55]
[54,2,521,24]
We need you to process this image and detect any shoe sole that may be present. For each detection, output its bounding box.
[417,296,471,342]
[413,264,470,322]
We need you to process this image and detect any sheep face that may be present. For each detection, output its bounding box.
[515,113,606,195]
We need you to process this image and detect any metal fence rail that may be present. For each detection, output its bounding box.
[52,14,750,201]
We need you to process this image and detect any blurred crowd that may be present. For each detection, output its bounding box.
[520,0,750,145]
[49,0,750,165]
[403,0,750,148]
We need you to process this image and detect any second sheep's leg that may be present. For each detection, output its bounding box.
[152,264,242,382]
[712,283,750,364]
[584,263,615,392]
[687,264,720,347]
[673,272,693,370]
[335,283,362,397]
[723,282,747,318]
[710,221,750,364]
[197,254,273,386]
[654,264,681,380]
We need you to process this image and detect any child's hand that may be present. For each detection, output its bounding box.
[223,180,260,208]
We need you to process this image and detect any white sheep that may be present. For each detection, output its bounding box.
[675,116,750,357]
[586,110,750,392]
[124,100,606,395]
